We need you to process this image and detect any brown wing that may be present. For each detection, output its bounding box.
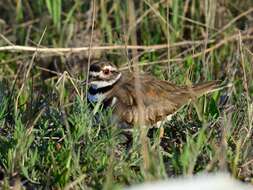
[107,72,219,125]
[106,73,183,125]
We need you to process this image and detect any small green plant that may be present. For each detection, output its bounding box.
[46,0,62,32]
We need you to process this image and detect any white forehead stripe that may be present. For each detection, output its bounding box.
[89,66,117,78]
[103,65,117,71]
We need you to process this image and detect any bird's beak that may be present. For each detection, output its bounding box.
[80,75,97,86]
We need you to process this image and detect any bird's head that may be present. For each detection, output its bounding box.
[88,61,122,89]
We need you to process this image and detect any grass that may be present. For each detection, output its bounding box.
[0,0,253,189]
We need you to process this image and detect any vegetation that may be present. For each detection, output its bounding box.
[0,0,252,189]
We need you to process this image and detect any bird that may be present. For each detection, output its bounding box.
[87,60,221,129]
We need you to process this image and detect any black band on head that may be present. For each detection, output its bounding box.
[90,64,101,72]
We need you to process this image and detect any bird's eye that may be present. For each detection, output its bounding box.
[103,68,110,75]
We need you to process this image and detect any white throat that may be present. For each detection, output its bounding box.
[90,73,122,89]
[88,73,121,103]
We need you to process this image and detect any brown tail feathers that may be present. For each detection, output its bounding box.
[192,80,222,96]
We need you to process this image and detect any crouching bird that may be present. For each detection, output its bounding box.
[87,60,222,136]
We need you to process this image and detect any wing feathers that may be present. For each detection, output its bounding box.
[107,72,220,125]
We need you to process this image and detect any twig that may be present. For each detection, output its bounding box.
[36,66,82,82]
[0,33,15,46]
[0,31,252,55]
[189,32,253,59]
[0,41,205,53]
[212,7,253,38]
[15,28,47,113]
[119,31,253,69]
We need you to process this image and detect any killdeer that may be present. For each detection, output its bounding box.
[87,60,221,128]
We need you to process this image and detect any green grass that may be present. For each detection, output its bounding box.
[0,0,253,189]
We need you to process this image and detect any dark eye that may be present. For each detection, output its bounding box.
[103,69,110,75]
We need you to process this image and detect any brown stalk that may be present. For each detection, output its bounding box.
[128,0,150,178]
[0,41,203,53]
[0,28,252,56]
[85,0,96,101]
